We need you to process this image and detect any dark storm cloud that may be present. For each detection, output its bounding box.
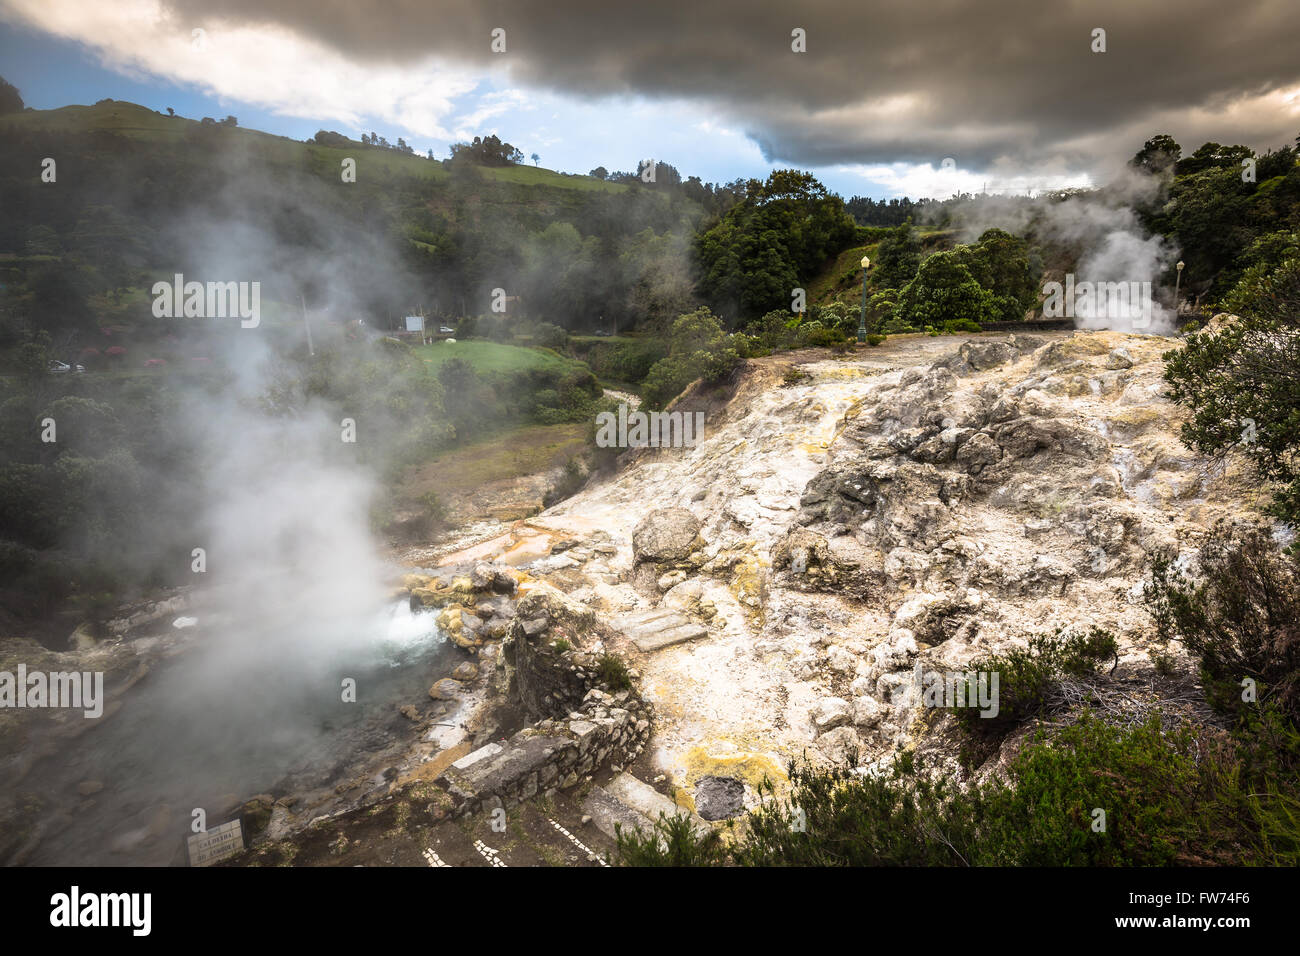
[164,0,1300,174]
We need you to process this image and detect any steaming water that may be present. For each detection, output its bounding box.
[13,600,454,866]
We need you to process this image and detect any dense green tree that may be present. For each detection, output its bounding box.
[696,170,856,325]
[0,76,22,114]
[872,222,923,290]
[1177,141,1254,177]
[448,134,524,166]
[641,307,742,409]
[891,250,997,329]
[1163,262,1300,529]
[1130,133,1182,175]
[956,228,1039,323]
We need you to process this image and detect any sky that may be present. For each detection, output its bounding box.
[2,0,1299,201]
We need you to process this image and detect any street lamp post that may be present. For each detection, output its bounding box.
[1174,260,1185,314]
[858,256,871,343]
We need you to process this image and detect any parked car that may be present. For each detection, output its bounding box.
[439,326,455,334]
[48,360,85,374]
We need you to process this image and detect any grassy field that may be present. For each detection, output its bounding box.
[810,243,880,305]
[567,334,641,345]
[0,100,627,193]
[811,228,958,305]
[397,422,587,503]
[412,339,590,376]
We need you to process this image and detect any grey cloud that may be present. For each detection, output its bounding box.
[164,0,1300,175]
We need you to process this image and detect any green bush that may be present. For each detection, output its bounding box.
[985,715,1250,866]
[1146,525,1300,725]
[613,813,726,866]
[575,338,667,384]
[617,713,1256,866]
[1162,265,1300,530]
[641,308,742,410]
[595,652,633,691]
[953,626,1118,737]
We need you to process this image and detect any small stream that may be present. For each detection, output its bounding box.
[12,600,454,866]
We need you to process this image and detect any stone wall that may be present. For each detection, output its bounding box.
[436,687,652,817]
[436,582,654,817]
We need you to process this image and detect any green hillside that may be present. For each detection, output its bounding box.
[0,97,703,344]
[0,99,626,192]
[413,339,587,376]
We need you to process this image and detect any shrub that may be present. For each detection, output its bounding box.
[953,626,1118,737]
[864,333,886,347]
[617,714,1256,866]
[941,317,983,334]
[1146,525,1300,725]
[530,322,569,349]
[801,325,848,348]
[613,813,727,866]
[419,490,447,526]
[595,652,632,691]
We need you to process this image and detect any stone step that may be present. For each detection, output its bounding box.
[607,773,711,837]
[617,609,708,652]
[620,607,684,627]
[582,773,707,848]
[605,773,687,821]
[581,786,659,844]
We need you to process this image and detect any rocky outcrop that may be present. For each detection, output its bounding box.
[632,508,705,566]
[439,584,654,818]
[501,584,608,719]
[455,330,1259,810]
[436,687,653,818]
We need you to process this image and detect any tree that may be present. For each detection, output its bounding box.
[448,134,524,166]
[695,169,857,325]
[220,115,238,127]
[1163,261,1300,530]
[1164,166,1256,292]
[166,107,175,117]
[0,76,22,114]
[589,166,608,180]
[641,308,742,409]
[956,228,1039,323]
[873,222,923,289]
[1177,141,1254,177]
[1130,134,1182,175]
[313,130,351,148]
[891,250,997,330]
[531,152,540,166]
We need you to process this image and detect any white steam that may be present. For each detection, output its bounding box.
[938,167,1181,334]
